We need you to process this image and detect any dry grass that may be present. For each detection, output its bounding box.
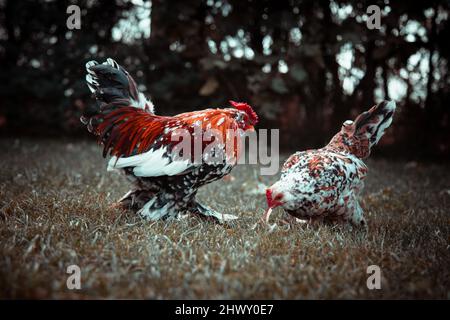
[0,138,449,299]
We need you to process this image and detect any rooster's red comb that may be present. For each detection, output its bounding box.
[229,100,258,125]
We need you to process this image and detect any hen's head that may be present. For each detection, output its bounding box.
[262,180,298,223]
[229,100,258,130]
[266,188,284,209]
[262,188,282,224]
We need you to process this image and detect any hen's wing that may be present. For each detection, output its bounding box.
[281,151,307,176]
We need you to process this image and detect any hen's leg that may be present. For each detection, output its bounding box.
[281,213,308,225]
[345,194,366,227]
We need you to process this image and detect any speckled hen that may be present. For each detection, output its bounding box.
[264,101,396,226]
[81,58,258,222]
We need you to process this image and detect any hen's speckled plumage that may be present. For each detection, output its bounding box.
[264,101,396,226]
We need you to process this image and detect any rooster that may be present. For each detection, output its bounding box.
[263,100,396,226]
[82,58,258,222]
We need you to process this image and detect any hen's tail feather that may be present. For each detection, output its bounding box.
[327,100,396,158]
[353,100,396,149]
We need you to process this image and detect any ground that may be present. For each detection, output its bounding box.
[0,138,449,299]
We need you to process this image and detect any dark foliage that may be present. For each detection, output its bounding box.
[0,0,448,157]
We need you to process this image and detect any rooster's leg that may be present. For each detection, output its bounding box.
[137,193,180,221]
[114,189,155,211]
[114,190,134,209]
[108,190,134,210]
[190,201,238,223]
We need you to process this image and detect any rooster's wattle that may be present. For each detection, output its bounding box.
[263,100,396,226]
[82,58,258,222]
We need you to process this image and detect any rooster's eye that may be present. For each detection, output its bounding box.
[234,113,244,122]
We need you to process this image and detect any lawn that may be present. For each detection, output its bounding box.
[0,138,449,299]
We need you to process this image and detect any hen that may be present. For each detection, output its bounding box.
[82,58,258,222]
[263,100,396,226]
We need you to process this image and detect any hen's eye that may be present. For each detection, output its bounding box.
[275,194,283,201]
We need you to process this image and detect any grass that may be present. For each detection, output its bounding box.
[0,138,449,299]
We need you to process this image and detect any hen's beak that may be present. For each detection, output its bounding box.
[261,207,274,224]
[262,189,281,224]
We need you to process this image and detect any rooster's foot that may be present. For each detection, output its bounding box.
[191,202,238,223]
